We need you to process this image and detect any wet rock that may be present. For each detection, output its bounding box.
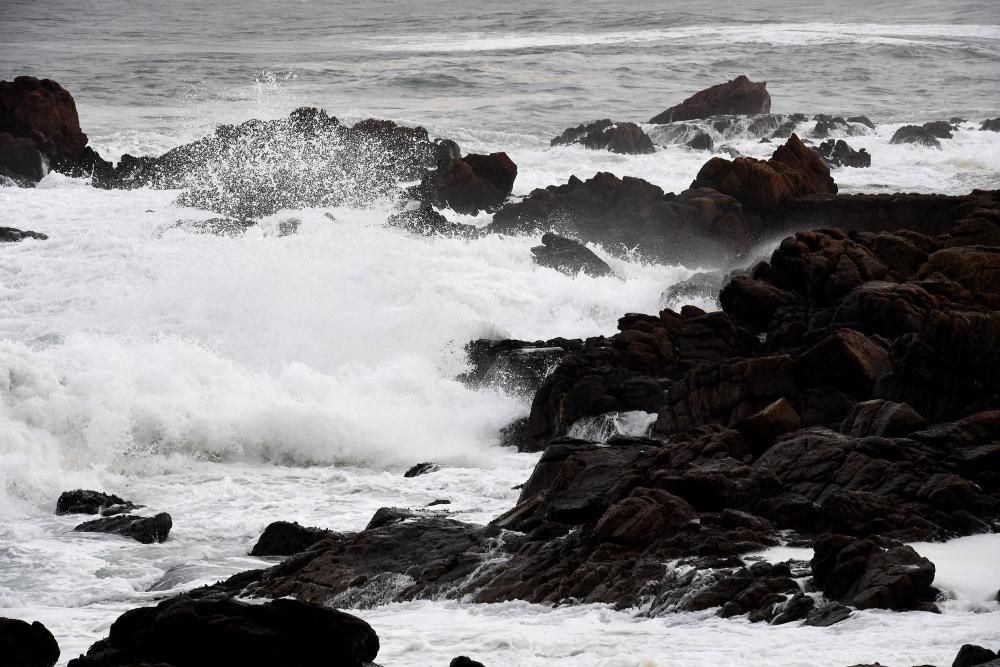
[922,120,954,139]
[0,617,60,667]
[594,487,698,546]
[426,499,451,507]
[817,139,871,168]
[250,521,334,557]
[404,462,441,478]
[650,75,771,123]
[795,329,891,400]
[551,119,655,154]
[56,490,139,516]
[451,657,486,667]
[890,125,942,148]
[417,152,517,215]
[0,227,48,242]
[74,512,172,544]
[769,592,815,624]
[530,233,614,277]
[171,217,256,237]
[804,602,852,626]
[459,337,580,397]
[386,207,479,238]
[661,271,726,309]
[952,645,999,667]
[981,118,1000,132]
[686,131,714,151]
[691,134,836,212]
[732,398,801,458]
[719,276,800,331]
[811,535,937,611]
[847,116,876,129]
[66,593,378,667]
[840,400,926,437]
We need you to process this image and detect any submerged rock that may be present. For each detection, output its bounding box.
[551,119,655,154]
[0,227,48,242]
[404,462,441,478]
[981,118,1000,132]
[650,75,771,124]
[250,521,334,557]
[817,139,871,168]
[890,124,944,148]
[66,593,378,667]
[56,490,139,516]
[0,617,60,667]
[74,512,172,544]
[459,337,581,397]
[530,233,614,277]
[386,207,479,238]
[415,152,517,215]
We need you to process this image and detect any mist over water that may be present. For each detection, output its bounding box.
[1,1,999,665]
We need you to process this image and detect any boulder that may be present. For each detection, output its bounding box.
[417,152,517,214]
[0,617,60,667]
[530,233,614,277]
[404,462,441,478]
[732,398,802,458]
[0,227,48,242]
[386,207,479,238]
[840,400,926,437]
[250,521,334,557]
[451,658,486,667]
[551,119,655,154]
[686,131,714,151]
[73,512,172,544]
[890,125,942,148]
[458,337,581,397]
[794,329,891,400]
[817,139,871,168]
[952,645,999,667]
[650,75,771,124]
[66,593,379,667]
[811,535,937,611]
[981,118,1000,132]
[56,490,139,516]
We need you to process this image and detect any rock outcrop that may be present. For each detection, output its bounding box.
[414,152,517,214]
[74,512,173,544]
[0,617,60,667]
[530,233,614,277]
[817,139,871,168]
[649,75,771,124]
[551,119,655,154]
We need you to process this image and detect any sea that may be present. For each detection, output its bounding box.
[1,0,999,664]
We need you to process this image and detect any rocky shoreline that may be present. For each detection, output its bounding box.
[2,75,999,666]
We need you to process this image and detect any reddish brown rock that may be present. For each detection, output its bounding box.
[417,152,517,214]
[0,76,88,162]
[551,119,655,155]
[649,75,771,124]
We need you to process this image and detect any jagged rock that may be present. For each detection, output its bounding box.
[66,593,378,667]
[794,329,891,400]
[56,490,139,516]
[890,124,942,148]
[952,645,999,667]
[250,521,334,557]
[691,134,836,212]
[416,152,517,214]
[74,512,172,544]
[661,271,726,309]
[0,617,59,667]
[847,116,876,129]
[459,337,581,397]
[551,119,655,154]
[982,118,1000,132]
[530,233,614,277]
[817,139,871,168]
[732,398,802,458]
[719,276,800,331]
[811,535,937,611]
[1,227,48,242]
[840,400,926,437]
[404,462,441,478]
[686,131,714,151]
[804,602,852,626]
[650,75,771,123]
[386,207,479,238]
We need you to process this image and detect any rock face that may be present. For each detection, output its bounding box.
[415,152,518,214]
[459,337,582,397]
[551,120,655,154]
[0,617,60,667]
[817,139,871,168]
[74,512,172,544]
[250,521,334,557]
[0,227,48,242]
[811,535,937,611]
[66,593,379,667]
[0,76,106,184]
[530,233,614,277]
[692,134,837,211]
[649,75,771,124]
[56,490,139,516]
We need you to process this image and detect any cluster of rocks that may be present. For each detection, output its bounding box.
[57,490,172,544]
[890,120,962,149]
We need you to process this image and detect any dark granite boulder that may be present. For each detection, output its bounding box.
[551,119,655,154]
[250,521,334,557]
[817,139,871,168]
[650,75,771,124]
[0,617,60,667]
[417,152,517,214]
[0,227,48,242]
[74,513,172,544]
[530,233,614,277]
[56,490,139,516]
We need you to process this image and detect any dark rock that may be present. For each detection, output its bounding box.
[847,116,876,129]
[981,118,1000,132]
[840,400,926,437]
[426,499,451,507]
[719,276,800,331]
[686,131,714,151]
[74,512,172,544]
[890,125,942,148]
[732,398,801,458]
[459,337,580,397]
[952,645,999,667]
[66,593,378,667]
[795,329,891,400]
[0,617,59,667]
[250,521,334,557]
[691,134,836,212]
[56,490,138,516]
[650,75,771,123]
[0,227,48,242]
[404,462,441,478]
[769,591,815,624]
[661,271,726,309]
[817,139,871,168]
[551,119,655,155]
[804,602,852,626]
[451,658,486,667]
[811,534,936,610]
[531,233,614,277]
[922,120,954,139]
[387,207,479,238]
[416,152,517,214]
